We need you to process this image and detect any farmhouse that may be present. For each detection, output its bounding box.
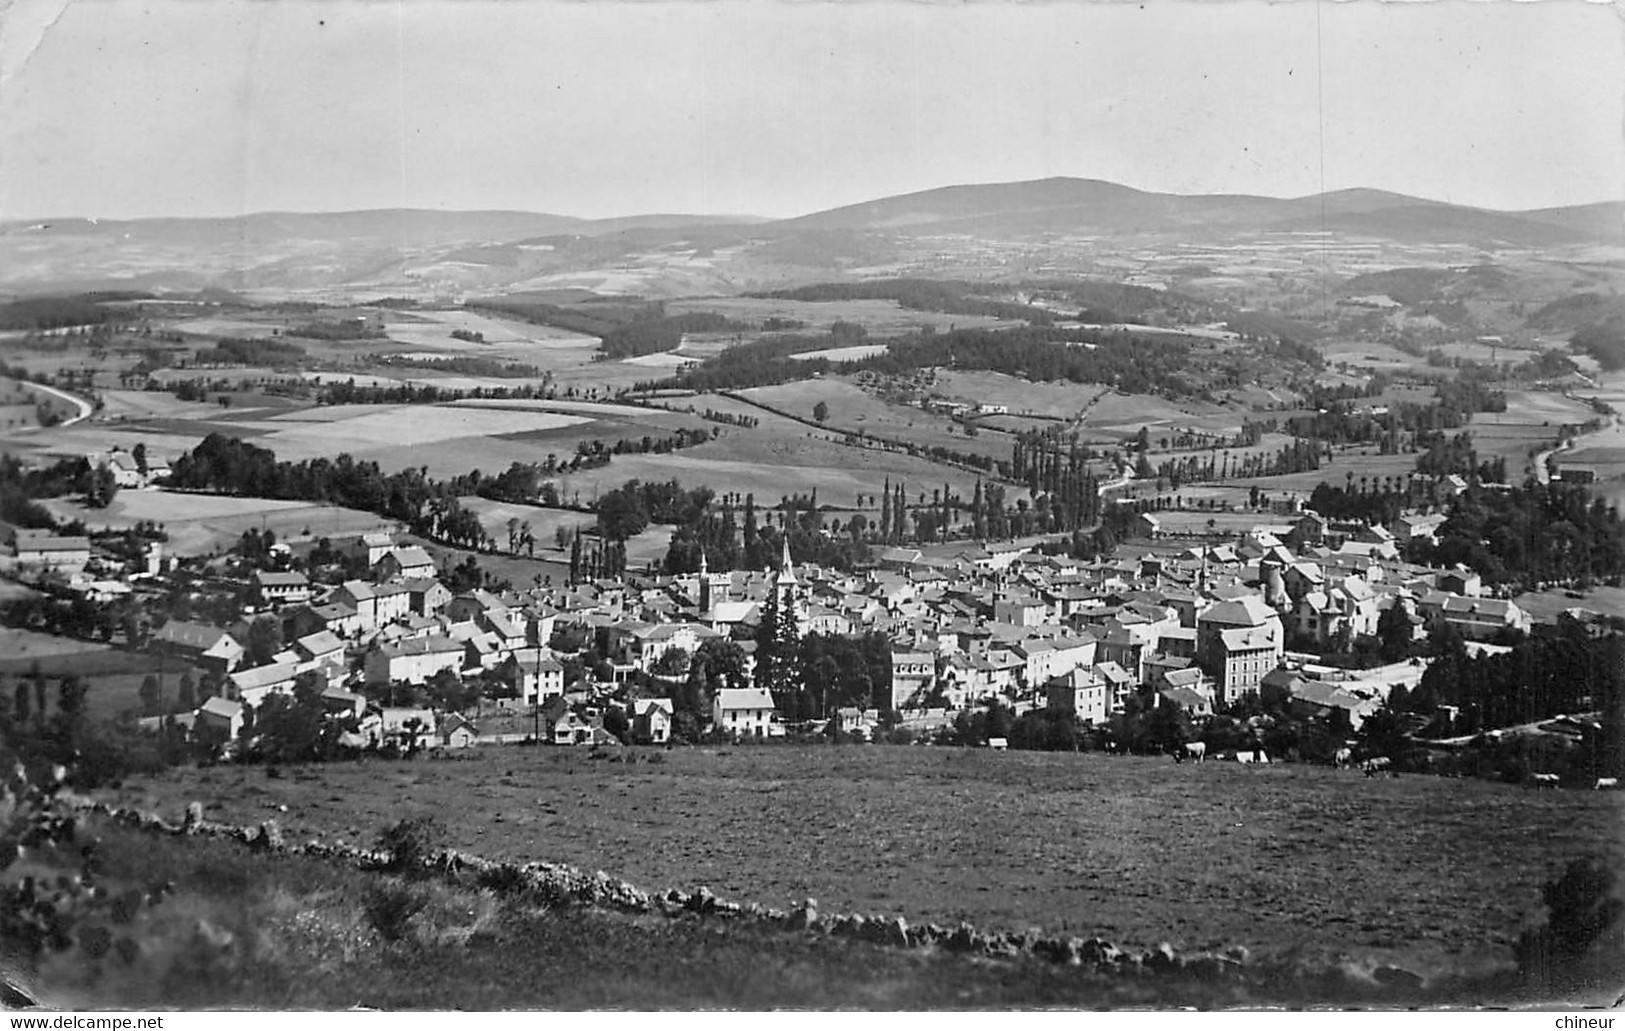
[375,546,436,582]
[439,713,480,749]
[404,577,452,617]
[195,696,245,747]
[351,531,396,567]
[633,697,674,744]
[151,620,246,673]
[714,688,780,739]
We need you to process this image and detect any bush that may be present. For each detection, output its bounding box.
[1514,858,1625,991]
[362,883,430,942]
[375,816,442,879]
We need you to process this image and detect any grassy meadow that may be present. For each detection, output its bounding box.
[41,490,394,557]
[21,815,1391,1010]
[102,745,1624,983]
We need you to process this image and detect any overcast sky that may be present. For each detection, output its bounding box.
[1,0,1619,221]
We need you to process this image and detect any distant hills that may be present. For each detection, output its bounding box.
[778,178,1624,247]
[1,177,1619,297]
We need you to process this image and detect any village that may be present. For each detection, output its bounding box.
[4,452,1605,770]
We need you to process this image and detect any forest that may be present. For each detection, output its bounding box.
[1413,482,1624,588]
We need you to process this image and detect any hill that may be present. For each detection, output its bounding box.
[2,178,1617,297]
[773,177,1618,247]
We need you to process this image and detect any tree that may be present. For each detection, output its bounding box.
[245,614,284,667]
[651,647,690,678]
[693,638,746,692]
[812,401,829,423]
[139,674,161,716]
[1377,602,1414,663]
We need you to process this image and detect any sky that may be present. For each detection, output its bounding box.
[0,0,1620,222]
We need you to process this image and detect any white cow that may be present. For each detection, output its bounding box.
[1362,757,1391,778]
[1530,773,1561,789]
[1184,741,1207,763]
[1594,778,1619,791]
[1333,747,1353,769]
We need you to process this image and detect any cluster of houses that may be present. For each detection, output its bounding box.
[106,488,1569,755]
[12,450,1596,757]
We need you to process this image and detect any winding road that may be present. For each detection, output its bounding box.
[5,380,93,433]
[1532,403,1620,485]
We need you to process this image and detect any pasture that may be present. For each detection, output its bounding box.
[1320,340,1434,375]
[0,635,201,720]
[740,379,1011,462]
[1081,392,1246,439]
[42,490,394,557]
[242,404,590,458]
[554,429,1012,510]
[930,370,1109,420]
[383,309,601,364]
[105,745,1624,980]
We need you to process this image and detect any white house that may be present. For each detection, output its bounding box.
[714,688,779,739]
[365,635,465,685]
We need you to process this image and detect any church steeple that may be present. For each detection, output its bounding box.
[779,536,797,586]
[699,548,713,613]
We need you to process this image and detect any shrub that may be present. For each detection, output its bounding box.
[362,883,430,942]
[1514,858,1625,991]
[374,816,443,879]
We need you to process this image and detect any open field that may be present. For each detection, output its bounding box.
[1130,508,1282,537]
[95,389,226,421]
[383,309,601,363]
[1082,391,1247,438]
[1320,340,1436,375]
[248,404,590,457]
[556,429,1014,509]
[105,745,1624,980]
[0,626,114,662]
[454,498,674,570]
[927,370,1110,420]
[0,638,201,720]
[34,819,1427,1010]
[741,379,1011,462]
[460,497,595,552]
[1514,585,1625,622]
[1230,451,1418,493]
[786,343,891,363]
[42,490,395,556]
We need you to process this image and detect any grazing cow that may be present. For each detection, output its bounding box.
[1530,773,1561,789]
[1362,757,1391,778]
[1333,747,1352,769]
[1236,749,1269,765]
[1595,778,1619,791]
